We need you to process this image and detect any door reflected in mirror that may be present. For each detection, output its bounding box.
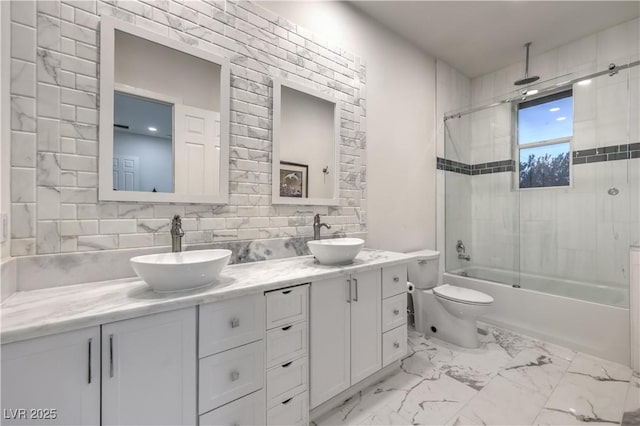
[99,18,230,204]
[113,92,173,193]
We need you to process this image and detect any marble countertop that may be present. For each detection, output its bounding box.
[1,249,412,344]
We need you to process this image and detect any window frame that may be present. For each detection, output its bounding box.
[515,88,574,190]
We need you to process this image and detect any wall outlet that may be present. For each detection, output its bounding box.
[0,213,7,243]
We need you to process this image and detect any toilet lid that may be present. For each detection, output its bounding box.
[433,284,493,305]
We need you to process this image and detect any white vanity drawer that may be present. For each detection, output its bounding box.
[266,285,308,329]
[266,356,308,408]
[382,325,407,367]
[266,391,308,426]
[382,293,407,332]
[199,389,265,426]
[199,340,264,414]
[199,293,265,357]
[382,265,407,299]
[266,322,307,369]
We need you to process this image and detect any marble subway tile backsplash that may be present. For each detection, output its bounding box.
[9,0,368,257]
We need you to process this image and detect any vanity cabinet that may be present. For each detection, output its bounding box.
[265,285,310,426]
[1,327,101,426]
[1,308,196,426]
[198,293,266,424]
[310,269,381,408]
[101,307,196,426]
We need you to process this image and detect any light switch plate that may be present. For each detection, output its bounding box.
[0,213,7,243]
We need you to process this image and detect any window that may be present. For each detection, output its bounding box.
[518,90,573,188]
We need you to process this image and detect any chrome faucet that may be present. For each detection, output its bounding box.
[170,215,184,252]
[313,214,331,240]
[456,239,470,261]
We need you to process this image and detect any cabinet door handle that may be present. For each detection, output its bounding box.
[230,370,240,381]
[87,338,92,384]
[109,334,114,378]
[353,278,359,302]
[282,289,292,294]
[230,317,240,328]
[393,276,400,282]
[394,341,400,349]
[282,361,293,368]
[282,325,292,331]
[346,279,351,303]
[282,397,293,405]
[393,309,400,315]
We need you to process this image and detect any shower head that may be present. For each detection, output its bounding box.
[514,42,540,86]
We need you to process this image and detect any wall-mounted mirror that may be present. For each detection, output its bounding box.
[272,79,340,206]
[99,17,230,204]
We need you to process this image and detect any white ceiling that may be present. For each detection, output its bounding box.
[351,1,639,78]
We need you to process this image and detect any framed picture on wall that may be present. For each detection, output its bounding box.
[279,161,308,198]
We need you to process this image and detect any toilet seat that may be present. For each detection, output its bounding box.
[433,284,493,305]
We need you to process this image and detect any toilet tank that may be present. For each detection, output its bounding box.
[406,250,440,290]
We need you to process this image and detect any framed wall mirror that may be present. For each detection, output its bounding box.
[272,79,340,206]
[99,17,230,204]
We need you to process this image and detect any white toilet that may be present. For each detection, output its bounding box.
[407,250,494,348]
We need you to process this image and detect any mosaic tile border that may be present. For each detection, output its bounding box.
[437,158,515,175]
[439,143,640,176]
[573,143,640,164]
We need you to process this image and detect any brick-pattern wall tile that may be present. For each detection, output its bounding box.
[9,0,367,255]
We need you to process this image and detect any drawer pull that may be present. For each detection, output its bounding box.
[281,361,293,368]
[281,397,293,405]
[393,341,400,349]
[393,309,400,315]
[230,318,240,328]
[282,289,292,294]
[109,334,114,378]
[230,370,240,381]
[87,338,92,384]
[393,276,400,282]
[282,325,292,331]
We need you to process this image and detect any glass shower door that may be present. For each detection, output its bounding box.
[444,103,520,286]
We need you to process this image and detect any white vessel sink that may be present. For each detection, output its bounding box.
[307,238,365,265]
[130,249,232,293]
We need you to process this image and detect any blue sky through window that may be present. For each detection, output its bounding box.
[518,96,573,144]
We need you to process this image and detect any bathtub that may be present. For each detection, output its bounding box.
[444,269,631,366]
[453,266,628,308]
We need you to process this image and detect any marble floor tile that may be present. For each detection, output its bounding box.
[410,330,513,391]
[539,353,632,424]
[533,408,620,426]
[315,326,632,426]
[397,374,478,425]
[498,348,571,397]
[446,414,482,426]
[481,323,576,361]
[621,373,640,426]
[459,375,549,425]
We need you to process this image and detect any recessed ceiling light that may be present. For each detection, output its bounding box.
[148,127,157,132]
[577,79,591,86]
[526,89,539,96]
[556,117,567,121]
[549,107,560,112]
